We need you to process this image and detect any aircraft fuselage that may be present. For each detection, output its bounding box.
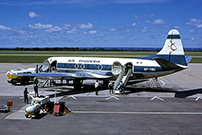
[45,56,181,80]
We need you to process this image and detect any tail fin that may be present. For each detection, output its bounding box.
[157,29,189,66]
[158,29,184,55]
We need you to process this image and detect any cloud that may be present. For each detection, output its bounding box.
[79,23,93,29]
[174,26,180,29]
[66,23,94,33]
[84,30,97,35]
[0,25,12,30]
[132,23,136,26]
[189,29,195,33]
[29,11,40,18]
[146,20,150,23]
[134,14,154,19]
[197,24,202,28]
[28,23,53,29]
[67,28,77,33]
[9,30,35,38]
[110,28,117,31]
[141,27,148,32]
[63,24,71,29]
[186,18,202,28]
[189,29,201,34]
[89,30,97,34]
[152,19,165,24]
[45,26,62,32]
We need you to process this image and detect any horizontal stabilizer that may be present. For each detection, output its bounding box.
[185,56,192,65]
[154,57,183,70]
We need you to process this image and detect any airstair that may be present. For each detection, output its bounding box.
[38,79,54,88]
[113,64,132,93]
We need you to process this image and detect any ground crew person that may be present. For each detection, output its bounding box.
[108,81,113,94]
[118,81,123,95]
[34,85,39,97]
[24,88,29,103]
[95,80,99,95]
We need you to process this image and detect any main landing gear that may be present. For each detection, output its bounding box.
[73,79,83,90]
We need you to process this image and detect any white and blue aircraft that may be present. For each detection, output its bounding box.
[18,29,192,90]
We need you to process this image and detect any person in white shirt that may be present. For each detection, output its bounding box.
[95,80,99,95]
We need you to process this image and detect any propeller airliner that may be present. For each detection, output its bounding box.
[8,29,192,91]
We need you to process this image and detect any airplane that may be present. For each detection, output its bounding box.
[6,68,36,85]
[17,29,192,91]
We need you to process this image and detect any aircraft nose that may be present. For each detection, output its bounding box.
[6,72,11,78]
[6,71,15,79]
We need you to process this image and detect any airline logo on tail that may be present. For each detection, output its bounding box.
[168,30,178,52]
[168,42,177,51]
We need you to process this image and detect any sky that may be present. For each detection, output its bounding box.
[0,0,202,48]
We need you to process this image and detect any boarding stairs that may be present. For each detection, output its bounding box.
[37,79,55,88]
[113,64,132,94]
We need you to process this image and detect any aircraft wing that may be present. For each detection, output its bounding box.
[17,71,113,80]
[153,57,184,70]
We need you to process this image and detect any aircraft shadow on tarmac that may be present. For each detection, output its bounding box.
[46,85,99,98]
[174,88,202,98]
[31,113,47,119]
[124,87,176,94]
[44,84,202,99]
[124,87,202,98]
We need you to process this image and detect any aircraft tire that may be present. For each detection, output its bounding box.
[103,80,109,89]
[20,77,29,85]
[73,79,82,90]
[34,111,40,118]
[11,80,17,85]
[25,114,29,118]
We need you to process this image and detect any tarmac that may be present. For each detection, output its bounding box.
[0,63,202,135]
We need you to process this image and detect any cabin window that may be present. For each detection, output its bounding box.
[105,65,109,70]
[87,64,90,69]
[81,64,84,69]
[70,64,73,68]
[75,64,79,69]
[98,65,102,70]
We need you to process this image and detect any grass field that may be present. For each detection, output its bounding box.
[0,50,201,63]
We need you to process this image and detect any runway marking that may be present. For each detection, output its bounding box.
[72,111,202,115]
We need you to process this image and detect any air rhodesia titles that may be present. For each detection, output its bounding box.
[68,59,100,63]
[78,59,100,63]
